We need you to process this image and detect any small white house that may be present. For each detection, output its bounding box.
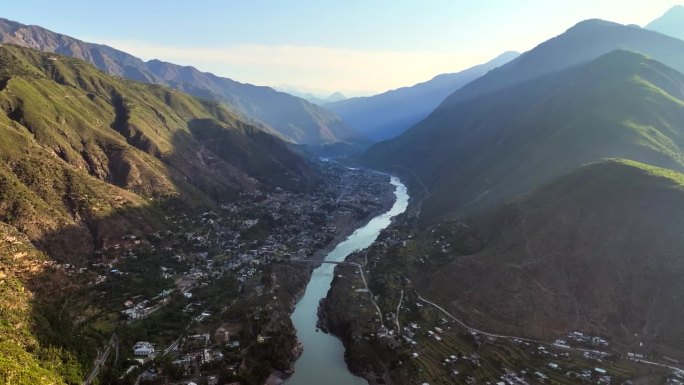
[133,341,155,356]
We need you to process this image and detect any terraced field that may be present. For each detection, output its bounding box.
[326,228,679,385]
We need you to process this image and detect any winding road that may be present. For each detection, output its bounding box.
[416,294,684,373]
[395,289,404,334]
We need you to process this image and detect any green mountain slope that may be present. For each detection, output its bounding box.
[363,50,684,222]
[325,51,519,141]
[0,224,83,385]
[0,18,367,149]
[0,44,318,384]
[0,43,317,259]
[646,5,684,41]
[438,19,684,107]
[411,159,684,357]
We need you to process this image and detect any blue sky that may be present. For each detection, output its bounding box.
[3,1,678,95]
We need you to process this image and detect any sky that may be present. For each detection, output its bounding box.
[3,1,678,96]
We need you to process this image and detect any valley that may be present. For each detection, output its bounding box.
[3,4,684,385]
[2,158,396,385]
[286,176,408,385]
[323,161,684,385]
[102,163,395,385]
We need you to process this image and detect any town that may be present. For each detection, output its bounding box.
[46,162,396,385]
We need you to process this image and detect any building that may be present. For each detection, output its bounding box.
[133,341,155,356]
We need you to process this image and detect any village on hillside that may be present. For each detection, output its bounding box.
[323,220,684,385]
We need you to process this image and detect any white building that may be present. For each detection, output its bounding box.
[133,341,155,356]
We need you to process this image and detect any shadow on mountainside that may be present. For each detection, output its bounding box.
[0,43,325,384]
[21,194,313,385]
[3,121,319,384]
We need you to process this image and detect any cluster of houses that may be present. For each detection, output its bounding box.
[13,164,398,385]
[172,348,224,369]
[78,162,390,327]
[353,239,631,385]
[565,331,609,348]
[667,369,684,385]
[497,369,530,385]
[560,368,612,383]
[582,350,610,363]
[97,164,393,384]
[121,288,174,321]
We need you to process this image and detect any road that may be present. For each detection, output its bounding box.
[416,295,533,341]
[289,259,387,326]
[417,293,684,373]
[395,289,404,334]
[627,356,684,372]
[352,261,384,324]
[83,334,118,385]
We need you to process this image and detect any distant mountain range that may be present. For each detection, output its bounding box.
[646,5,684,41]
[0,18,367,150]
[361,20,684,222]
[326,51,519,141]
[279,89,347,105]
[304,91,346,105]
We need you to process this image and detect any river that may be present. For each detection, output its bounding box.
[286,176,409,385]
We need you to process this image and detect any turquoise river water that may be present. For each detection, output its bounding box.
[286,176,409,385]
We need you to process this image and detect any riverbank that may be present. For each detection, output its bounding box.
[323,255,395,385]
[311,180,396,262]
[284,176,408,385]
[263,170,397,385]
[320,179,412,385]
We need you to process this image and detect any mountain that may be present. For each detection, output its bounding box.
[361,21,684,222]
[326,51,519,141]
[294,91,347,105]
[273,89,347,106]
[412,159,684,356]
[646,5,684,41]
[0,18,367,149]
[438,19,684,107]
[0,43,321,383]
[0,44,316,259]
[322,91,346,103]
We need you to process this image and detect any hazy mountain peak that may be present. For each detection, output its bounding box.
[326,91,346,102]
[571,18,618,26]
[468,50,520,72]
[362,44,684,221]
[561,18,641,37]
[561,18,645,36]
[494,50,521,59]
[436,17,684,109]
[326,51,519,141]
[646,4,684,41]
[658,4,684,16]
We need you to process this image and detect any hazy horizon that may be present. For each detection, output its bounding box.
[4,0,680,96]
